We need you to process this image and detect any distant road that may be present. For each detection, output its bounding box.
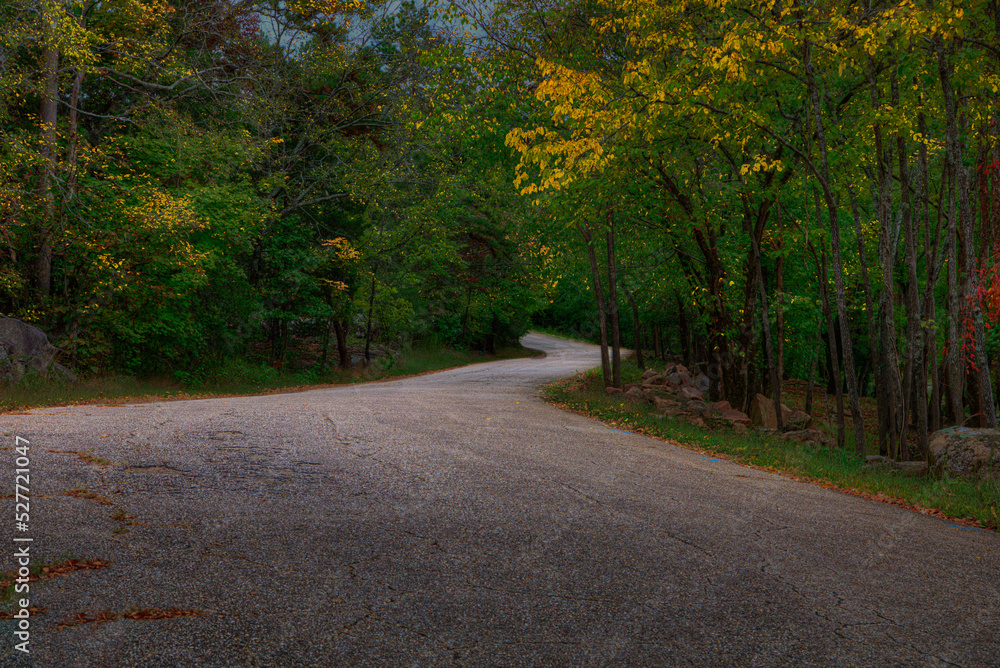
[2,332,997,666]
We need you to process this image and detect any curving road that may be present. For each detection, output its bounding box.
[1,333,997,667]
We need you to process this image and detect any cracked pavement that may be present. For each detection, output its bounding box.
[1,332,998,666]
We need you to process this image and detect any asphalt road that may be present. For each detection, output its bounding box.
[1,332,997,667]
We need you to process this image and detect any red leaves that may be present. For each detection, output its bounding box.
[57,607,204,631]
[0,558,111,590]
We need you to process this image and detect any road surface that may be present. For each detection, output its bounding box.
[1,333,997,666]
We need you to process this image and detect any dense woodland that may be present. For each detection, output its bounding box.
[2,0,1000,461]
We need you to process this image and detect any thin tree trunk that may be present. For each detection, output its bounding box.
[364,267,377,364]
[868,53,897,456]
[776,251,785,386]
[939,39,967,427]
[577,223,611,386]
[808,45,865,455]
[751,248,785,432]
[36,46,59,299]
[625,289,644,371]
[898,122,923,460]
[677,293,691,368]
[848,186,885,448]
[805,321,822,414]
[752,234,782,431]
[819,242,845,448]
[606,211,622,388]
[334,318,351,370]
[320,317,331,370]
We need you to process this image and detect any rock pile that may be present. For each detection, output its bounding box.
[608,366,833,445]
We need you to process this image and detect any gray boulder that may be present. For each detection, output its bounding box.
[784,409,813,432]
[928,427,1000,478]
[678,385,704,402]
[623,387,646,402]
[0,316,59,383]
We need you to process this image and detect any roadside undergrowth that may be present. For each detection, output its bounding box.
[1,344,543,414]
[544,365,1000,533]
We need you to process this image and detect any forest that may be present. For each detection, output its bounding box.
[2,0,999,463]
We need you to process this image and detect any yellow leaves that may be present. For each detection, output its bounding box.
[322,237,361,262]
[739,154,784,177]
[320,279,349,292]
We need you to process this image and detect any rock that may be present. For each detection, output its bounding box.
[642,387,673,400]
[927,427,1000,477]
[641,369,659,381]
[749,393,802,430]
[624,387,646,402]
[719,408,751,427]
[678,385,704,402]
[686,400,709,414]
[652,396,679,409]
[693,373,711,394]
[865,455,928,476]
[710,400,732,412]
[749,393,777,429]
[783,429,816,444]
[865,455,894,467]
[894,461,928,476]
[604,386,623,396]
[783,429,834,448]
[643,374,667,386]
[0,316,60,384]
[784,409,813,432]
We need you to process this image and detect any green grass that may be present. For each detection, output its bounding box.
[0,343,543,414]
[544,365,1000,532]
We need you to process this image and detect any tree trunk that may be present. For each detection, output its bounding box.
[939,39,967,427]
[364,267,377,364]
[868,54,897,456]
[606,211,622,388]
[320,317,331,370]
[848,186,885,447]
[805,321,822,414]
[577,223,611,386]
[677,293,691,368]
[818,242,845,448]
[36,46,59,299]
[334,318,351,370]
[776,251,785,385]
[898,123,923,460]
[625,289,644,371]
[807,53,865,455]
[750,226,782,430]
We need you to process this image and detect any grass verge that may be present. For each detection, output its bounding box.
[544,365,1000,533]
[1,343,543,414]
